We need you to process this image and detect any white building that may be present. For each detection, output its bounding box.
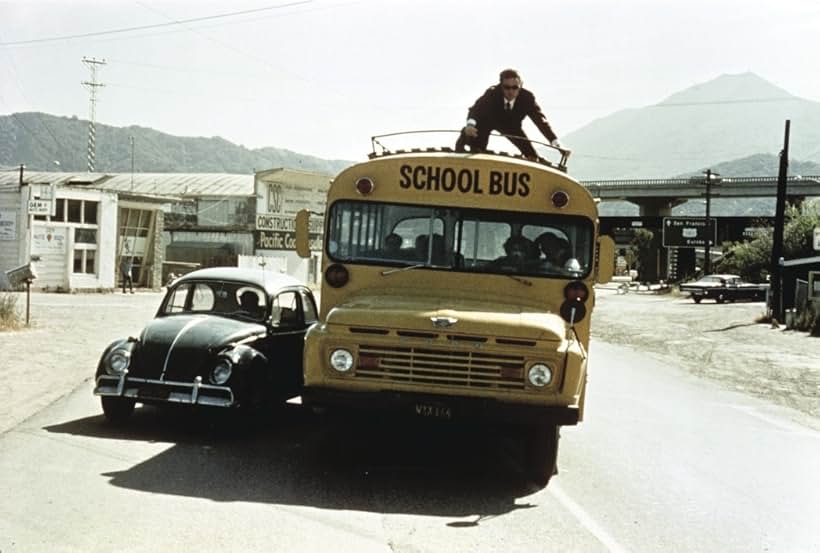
[0,168,332,291]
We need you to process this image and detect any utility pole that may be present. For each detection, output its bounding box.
[81,57,106,172]
[769,120,790,323]
[703,169,718,275]
[129,135,135,191]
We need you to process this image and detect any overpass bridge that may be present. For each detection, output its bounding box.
[578,175,820,281]
[581,175,820,215]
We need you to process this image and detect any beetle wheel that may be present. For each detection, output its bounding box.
[693,297,702,304]
[101,397,136,424]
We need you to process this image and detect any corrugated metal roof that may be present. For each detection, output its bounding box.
[0,171,253,197]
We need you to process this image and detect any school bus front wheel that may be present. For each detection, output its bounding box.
[525,423,560,487]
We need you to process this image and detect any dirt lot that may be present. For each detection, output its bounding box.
[0,287,818,435]
[592,286,820,429]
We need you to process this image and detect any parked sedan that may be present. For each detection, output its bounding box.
[94,267,317,423]
[679,273,768,304]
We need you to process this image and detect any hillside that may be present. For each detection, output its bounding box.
[0,112,354,174]
[3,73,819,182]
[565,73,820,180]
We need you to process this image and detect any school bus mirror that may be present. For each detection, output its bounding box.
[295,209,311,259]
[596,235,615,284]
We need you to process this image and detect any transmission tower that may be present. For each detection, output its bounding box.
[81,57,106,172]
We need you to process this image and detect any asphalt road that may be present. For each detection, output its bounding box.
[0,291,818,552]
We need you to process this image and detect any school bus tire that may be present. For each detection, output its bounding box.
[526,423,560,488]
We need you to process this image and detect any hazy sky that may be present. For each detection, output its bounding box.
[1,0,819,162]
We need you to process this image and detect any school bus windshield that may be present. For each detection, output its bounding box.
[326,200,594,278]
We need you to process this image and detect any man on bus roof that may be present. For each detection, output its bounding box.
[455,68,563,159]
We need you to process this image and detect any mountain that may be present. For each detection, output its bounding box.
[4,73,819,180]
[675,153,820,178]
[565,73,820,179]
[0,112,354,174]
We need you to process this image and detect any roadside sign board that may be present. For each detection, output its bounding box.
[663,217,717,247]
[28,200,51,215]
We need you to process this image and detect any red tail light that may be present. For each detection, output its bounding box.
[325,264,349,288]
[355,177,375,195]
[551,190,569,208]
[563,281,589,302]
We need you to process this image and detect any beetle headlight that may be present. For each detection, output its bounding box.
[329,349,354,372]
[528,363,553,387]
[210,358,233,385]
[106,349,131,375]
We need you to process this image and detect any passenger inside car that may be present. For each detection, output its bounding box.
[238,289,263,318]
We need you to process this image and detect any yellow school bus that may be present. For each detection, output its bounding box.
[296,135,614,486]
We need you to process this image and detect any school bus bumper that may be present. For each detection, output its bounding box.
[302,388,580,425]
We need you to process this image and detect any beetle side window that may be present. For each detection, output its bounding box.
[165,283,191,313]
[191,283,215,311]
[273,291,300,326]
[300,290,318,323]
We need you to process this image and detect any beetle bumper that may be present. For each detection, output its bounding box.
[95,370,235,407]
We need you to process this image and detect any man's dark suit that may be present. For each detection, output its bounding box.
[455,85,557,158]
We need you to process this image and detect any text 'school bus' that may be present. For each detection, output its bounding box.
[296,137,614,487]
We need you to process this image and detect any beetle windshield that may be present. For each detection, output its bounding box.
[326,200,594,278]
[162,280,267,322]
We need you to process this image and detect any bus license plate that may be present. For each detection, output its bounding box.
[414,402,453,420]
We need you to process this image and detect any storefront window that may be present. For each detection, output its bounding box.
[68,200,100,275]
[68,200,82,223]
[75,228,97,244]
[84,202,98,224]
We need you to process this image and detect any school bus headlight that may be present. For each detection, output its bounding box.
[527,363,553,387]
[329,349,354,372]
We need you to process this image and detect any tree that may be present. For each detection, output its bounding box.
[629,228,655,282]
[714,202,820,281]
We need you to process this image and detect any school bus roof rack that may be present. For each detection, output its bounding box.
[369,130,571,173]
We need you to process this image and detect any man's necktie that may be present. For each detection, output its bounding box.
[505,102,512,112]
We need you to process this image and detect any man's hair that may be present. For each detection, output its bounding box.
[499,68,521,83]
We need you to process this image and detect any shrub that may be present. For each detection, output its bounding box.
[0,293,23,331]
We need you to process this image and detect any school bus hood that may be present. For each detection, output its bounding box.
[325,291,567,342]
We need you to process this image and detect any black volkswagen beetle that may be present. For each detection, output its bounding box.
[94,267,318,423]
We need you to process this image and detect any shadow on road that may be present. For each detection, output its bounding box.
[44,405,540,519]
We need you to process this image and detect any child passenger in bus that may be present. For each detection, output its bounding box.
[488,235,537,272]
[382,233,403,257]
[535,232,582,275]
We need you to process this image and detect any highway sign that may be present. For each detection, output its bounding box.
[663,217,717,247]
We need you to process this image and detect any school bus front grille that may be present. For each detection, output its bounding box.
[355,345,525,389]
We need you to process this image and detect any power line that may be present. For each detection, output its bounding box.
[0,34,64,153]
[133,0,353,101]
[0,1,312,46]
[0,109,61,159]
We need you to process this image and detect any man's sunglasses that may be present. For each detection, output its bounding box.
[502,84,520,90]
